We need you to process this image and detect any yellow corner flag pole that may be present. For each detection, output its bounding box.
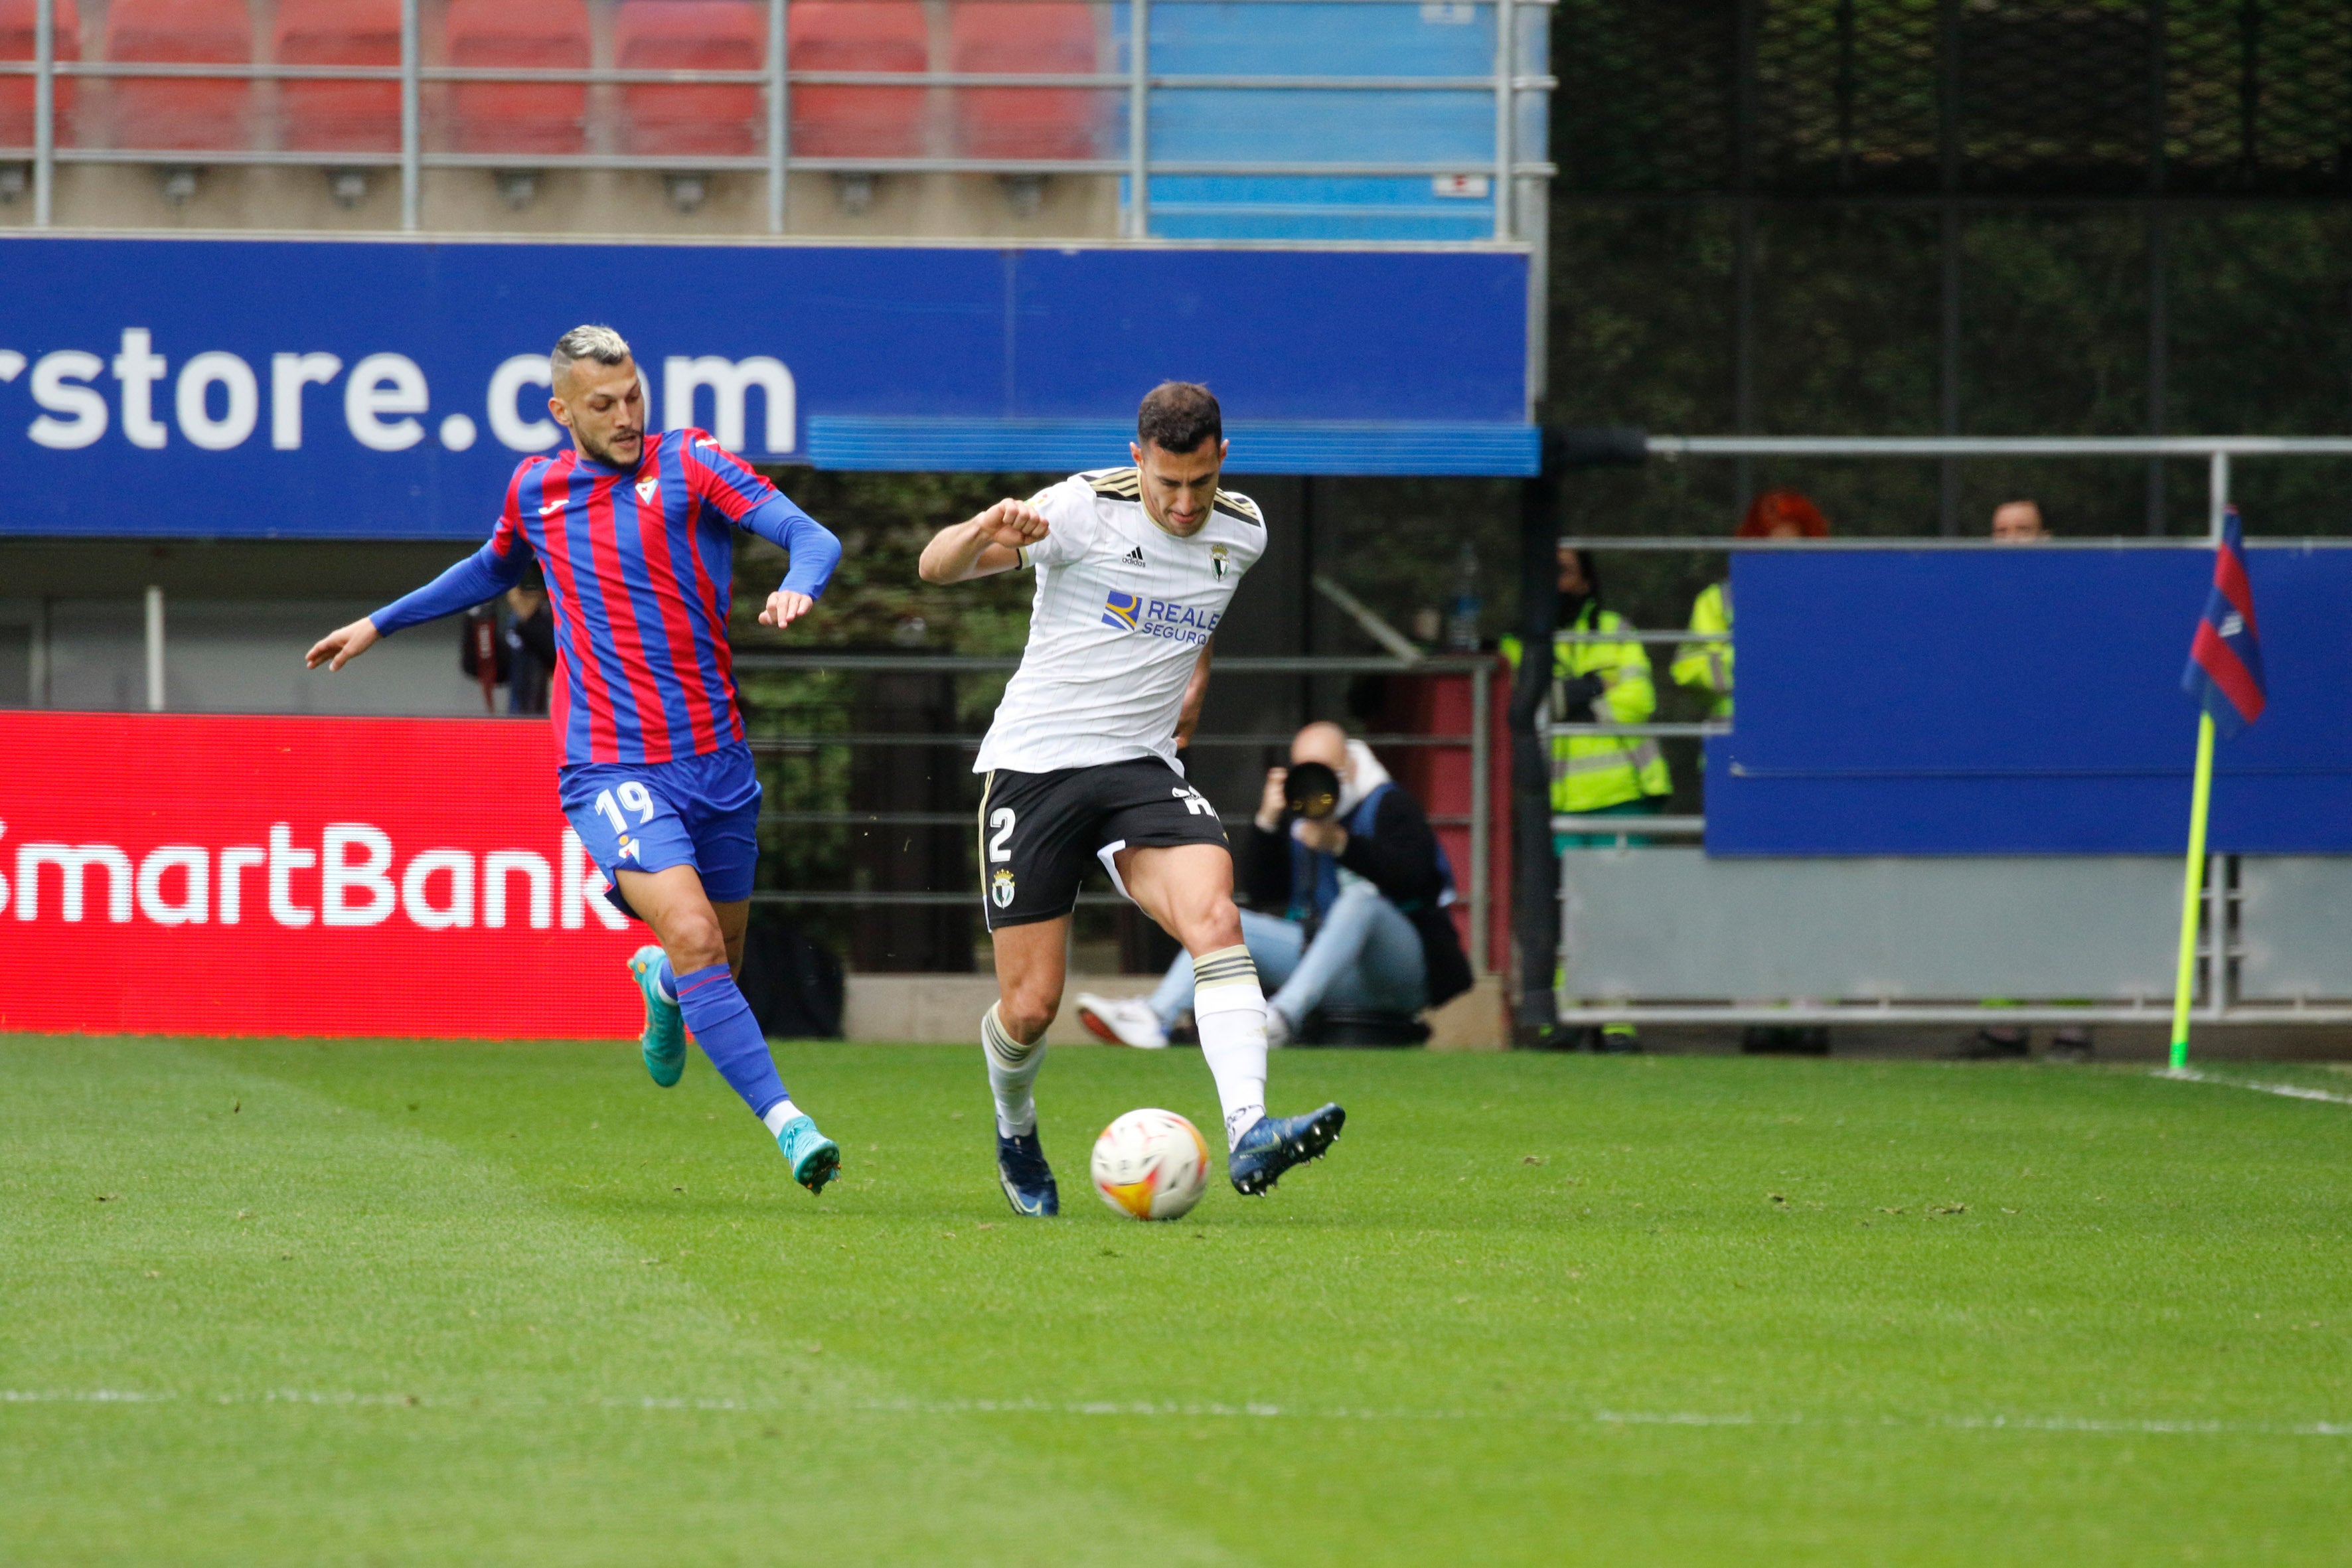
[2168,710,2217,1071]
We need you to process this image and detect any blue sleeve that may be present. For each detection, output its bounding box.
[738,492,843,599]
[369,542,525,636]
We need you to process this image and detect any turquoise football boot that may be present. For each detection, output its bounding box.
[776,1115,842,1194]
[627,945,686,1088]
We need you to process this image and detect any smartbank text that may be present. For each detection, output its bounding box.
[1,822,631,933]
[0,331,796,457]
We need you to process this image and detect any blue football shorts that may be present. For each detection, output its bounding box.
[558,742,763,919]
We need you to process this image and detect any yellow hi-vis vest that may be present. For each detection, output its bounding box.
[1502,603,1672,814]
[1670,581,1733,720]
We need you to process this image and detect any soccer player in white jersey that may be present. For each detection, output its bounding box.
[917,382,1345,1216]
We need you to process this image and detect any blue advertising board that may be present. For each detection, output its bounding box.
[0,236,1534,540]
[1709,546,2352,856]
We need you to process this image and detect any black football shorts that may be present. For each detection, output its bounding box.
[976,756,1230,929]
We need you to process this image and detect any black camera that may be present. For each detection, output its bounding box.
[1282,760,1342,821]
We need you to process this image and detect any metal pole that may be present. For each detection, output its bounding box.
[143,586,165,713]
[1468,655,1491,976]
[1127,0,1149,237]
[2209,449,2229,540]
[1509,460,1561,1044]
[33,0,54,227]
[767,0,788,234]
[1491,0,1512,242]
[400,0,420,232]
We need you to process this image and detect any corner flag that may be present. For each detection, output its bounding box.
[2169,506,2266,1071]
[2181,506,2266,736]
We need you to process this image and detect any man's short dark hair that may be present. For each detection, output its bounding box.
[1137,382,1221,454]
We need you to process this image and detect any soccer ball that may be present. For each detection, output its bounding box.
[1090,1107,1212,1221]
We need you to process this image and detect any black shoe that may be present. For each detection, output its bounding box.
[1595,1026,1642,1054]
[1743,1026,1829,1056]
[1949,1028,2031,1061]
[2045,1028,2094,1063]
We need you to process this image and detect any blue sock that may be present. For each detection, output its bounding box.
[672,963,790,1123]
[653,955,677,1004]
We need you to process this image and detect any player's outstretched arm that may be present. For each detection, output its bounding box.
[917,499,1050,584]
[306,540,522,672]
[1175,639,1214,747]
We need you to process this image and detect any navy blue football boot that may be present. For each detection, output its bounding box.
[1227,1103,1346,1196]
[996,1127,1059,1217]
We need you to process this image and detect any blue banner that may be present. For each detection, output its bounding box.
[1709,546,2352,855]
[0,236,1533,540]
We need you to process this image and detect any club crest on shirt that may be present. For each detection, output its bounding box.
[1211,542,1231,582]
[635,476,659,504]
[991,868,1016,908]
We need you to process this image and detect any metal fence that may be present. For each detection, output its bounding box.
[3,0,1559,238]
[734,651,1497,975]
[1544,431,2352,1029]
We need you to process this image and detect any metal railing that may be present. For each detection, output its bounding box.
[732,651,1496,975]
[1543,432,2352,1028]
[3,0,1557,236]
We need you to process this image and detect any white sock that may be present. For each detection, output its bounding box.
[1191,945,1267,1148]
[981,1004,1044,1137]
[760,1099,802,1135]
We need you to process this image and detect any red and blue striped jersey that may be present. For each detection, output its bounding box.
[374,427,840,768]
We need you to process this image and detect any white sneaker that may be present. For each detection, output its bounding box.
[1074,994,1168,1049]
[1264,1007,1293,1049]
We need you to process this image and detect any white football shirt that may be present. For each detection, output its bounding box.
[974,466,1265,775]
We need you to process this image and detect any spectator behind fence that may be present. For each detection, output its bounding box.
[1960,498,2094,1062]
[1075,721,1472,1049]
[458,563,556,715]
[1501,546,1670,1052]
[1672,488,1831,720]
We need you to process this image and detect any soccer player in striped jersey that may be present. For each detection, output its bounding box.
[918,381,1344,1216]
[305,325,844,1195]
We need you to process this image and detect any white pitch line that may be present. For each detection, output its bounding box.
[2156,1067,2352,1107]
[3,1389,2346,1437]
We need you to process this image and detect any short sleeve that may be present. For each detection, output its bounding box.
[676,427,781,524]
[1016,476,1099,570]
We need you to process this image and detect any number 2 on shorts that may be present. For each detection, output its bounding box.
[594,781,657,834]
[987,807,1016,862]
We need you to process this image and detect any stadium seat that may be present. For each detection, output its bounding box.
[787,1,927,159]
[444,0,590,157]
[274,0,400,155]
[947,2,1099,162]
[102,0,254,154]
[0,0,79,153]
[613,0,764,159]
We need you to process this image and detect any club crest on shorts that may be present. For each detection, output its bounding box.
[991,868,1016,908]
[1100,589,1142,631]
[1211,542,1230,582]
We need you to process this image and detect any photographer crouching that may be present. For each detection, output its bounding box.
[1077,721,1471,1048]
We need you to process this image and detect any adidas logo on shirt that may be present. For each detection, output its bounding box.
[1121,545,1146,566]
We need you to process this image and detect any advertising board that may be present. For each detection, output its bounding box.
[0,236,1535,540]
[0,711,644,1038]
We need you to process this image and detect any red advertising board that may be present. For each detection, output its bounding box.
[0,712,645,1039]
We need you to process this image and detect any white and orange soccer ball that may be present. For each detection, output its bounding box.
[1089,1107,1212,1221]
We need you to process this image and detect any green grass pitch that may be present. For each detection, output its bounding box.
[5,1037,2349,1566]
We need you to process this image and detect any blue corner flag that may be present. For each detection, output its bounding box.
[2181,506,2266,738]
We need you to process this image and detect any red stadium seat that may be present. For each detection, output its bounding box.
[0,0,79,151]
[787,1,927,159]
[949,2,1097,161]
[614,0,763,159]
[103,0,253,154]
[444,0,589,157]
[275,0,400,154]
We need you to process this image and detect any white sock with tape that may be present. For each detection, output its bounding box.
[982,1003,1044,1137]
[1190,944,1267,1148]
